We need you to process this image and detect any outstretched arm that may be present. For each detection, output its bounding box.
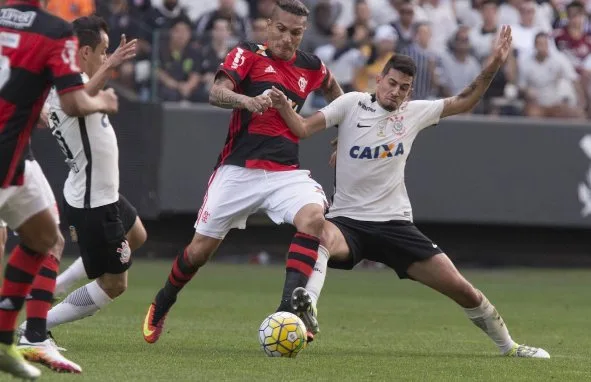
[441,25,513,118]
[269,86,327,138]
[86,35,137,96]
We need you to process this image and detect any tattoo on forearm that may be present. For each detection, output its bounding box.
[210,86,243,109]
[457,67,497,99]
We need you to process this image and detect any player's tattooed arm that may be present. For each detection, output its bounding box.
[320,72,344,103]
[209,75,272,114]
[441,25,513,118]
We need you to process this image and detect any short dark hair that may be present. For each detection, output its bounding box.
[381,54,416,77]
[481,0,498,7]
[73,16,109,50]
[272,0,310,18]
[535,31,548,42]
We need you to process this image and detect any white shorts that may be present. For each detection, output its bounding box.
[0,160,59,230]
[195,165,327,239]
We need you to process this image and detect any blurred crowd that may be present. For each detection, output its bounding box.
[10,0,591,118]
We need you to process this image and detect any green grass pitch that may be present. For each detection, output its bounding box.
[29,261,590,381]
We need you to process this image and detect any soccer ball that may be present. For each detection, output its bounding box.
[258,311,307,358]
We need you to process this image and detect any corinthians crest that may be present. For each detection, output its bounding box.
[389,115,405,135]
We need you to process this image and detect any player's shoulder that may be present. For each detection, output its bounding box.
[403,99,444,112]
[294,49,323,71]
[234,41,266,54]
[0,6,74,40]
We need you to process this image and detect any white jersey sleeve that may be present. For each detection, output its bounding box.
[406,99,445,132]
[319,92,364,128]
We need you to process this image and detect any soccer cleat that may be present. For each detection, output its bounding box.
[0,343,41,380]
[17,335,82,373]
[143,303,167,344]
[504,344,550,359]
[290,287,319,343]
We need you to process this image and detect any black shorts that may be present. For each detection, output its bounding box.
[327,217,443,279]
[63,194,137,279]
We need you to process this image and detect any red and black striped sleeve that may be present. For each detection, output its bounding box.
[215,42,258,89]
[45,27,83,95]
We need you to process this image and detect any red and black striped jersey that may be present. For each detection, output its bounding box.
[215,41,330,171]
[0,0,84,188]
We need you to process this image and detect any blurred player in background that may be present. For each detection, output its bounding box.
[270,26,550,358]
[143,0,343,344]
[0,0,118,378]
[17,16,146,362]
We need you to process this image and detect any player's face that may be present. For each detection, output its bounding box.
[375,68,413,112]
[85,31,109,77]
[267,9,307,60]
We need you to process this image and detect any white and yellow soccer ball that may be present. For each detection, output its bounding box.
[258,311,307,358]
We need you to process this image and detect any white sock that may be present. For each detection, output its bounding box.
[47,280,112,330]
[55,257,87,296]
[305,245,329,307]
[464,292,516,354]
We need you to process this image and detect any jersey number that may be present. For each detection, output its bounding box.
[49,112,79,173]
[0,32,20,91]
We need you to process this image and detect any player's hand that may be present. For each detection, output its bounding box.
[98,88,119,114]
[491,25,512,66]
[269,86,290,111]
[329,150,337,168]
[244,94,272,115]
[106,34,137,68]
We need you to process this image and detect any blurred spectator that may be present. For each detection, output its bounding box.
[248,0,276,18]
[193,19,233,102]
[315,26,366,93]
[512,0,554,63]
[456,0,486,28]
[519,32,584,118]
[144,0,191,35]
[347,0,375,48]
[401,22,437,100]
[422,0,458,55]
[157,18,201,102]
[250,17,268,43]
[195,0,249,45]
[354,24,398,93]
[438,27,481,101]
[391,0,416,52]
[499,0,553,31]
[300,0,342,53]
[469,0,499,61]
[554,1,591,72]
[47,0,95,21]
[102,0,149,54]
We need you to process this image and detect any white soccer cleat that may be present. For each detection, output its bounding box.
[17,335,81,374]
[0,343,41,380]
[504,344,550,359]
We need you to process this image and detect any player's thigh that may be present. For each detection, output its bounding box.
[118,194,145,251]
[372,222,442,279]
[30,160,60,225]
[64,201,130,279]
[195,165,266,240]
[263,169,327,226]
[325,217,365,270]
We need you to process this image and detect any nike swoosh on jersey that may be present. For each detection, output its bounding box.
[357,123,371,128]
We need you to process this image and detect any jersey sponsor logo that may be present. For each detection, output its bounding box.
[358,101,376,113]
[0,31,20,48]
[298,76,307,92]
[0,9,37,29]
[349,142,404,159]
[61,39,80,72]
[231,47,245,69]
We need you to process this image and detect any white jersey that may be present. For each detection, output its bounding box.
[46,73,119,208]
[320,92,444,222]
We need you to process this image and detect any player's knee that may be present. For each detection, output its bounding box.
[296,207,325,237]
[50,231,65,261]
[26,229,58,254]
[451,278,481,308]
[98,275,127,299]
[186,240,214,268]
